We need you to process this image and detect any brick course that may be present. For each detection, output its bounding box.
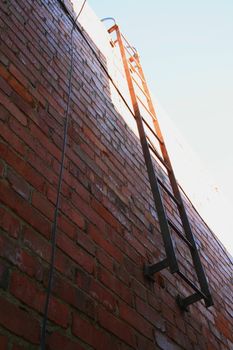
[0,0,232,349]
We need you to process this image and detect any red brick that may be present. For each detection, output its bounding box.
[12,345,25,350]
[65,172,90,203]
[0,296,40,344]
[72,313,118,350]
[0,90,27,126]
[0,260,9,290]
[0,141,45,190]
[0,180,51,238]
[215,313,233,341]
[0,335,8,350]
[119,302,153,340]
[10,271,69,328]
[71,193,106,232]
[161,303,174,324]
[154,331,179,350]
[8,76,34,105]
[0,63,10,80]
[0,234,43,280]
[96,247,114,273]
[0,207,21,238]
[23,226,74,279]
[52,274,96,319]
[88,224,123,263]
[131,278,147,301]
[0,76,12,96]
[9,117,52,166]
[98,266,132,305]
[9,63,28,88]
[29,122,61,161]
[76,229,96,256]
[32,190,54,220]
[57,231,94,274]
[60,198,85,229]
[77,269,116,312]
[136,297,164,330]
[136,334,159,350]
[48,332,84,350]
[0,160,5,177]
[7,167,31,200]
[91,197,120,230]
[98,307,136,348]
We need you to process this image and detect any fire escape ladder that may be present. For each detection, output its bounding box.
[107,24,213,310]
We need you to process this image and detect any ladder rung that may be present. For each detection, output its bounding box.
[168,219,195,250]
[147,141,171,172]
[124,45,135,59]
[122,33,137,55]
[131,75,150,100]
[137,94,157,121]
[144,258,169,279]
[176,292,203,311]
[128,60,145,83]
[157,178,181,207]
[177,270,206,298]
[141,116,163,145]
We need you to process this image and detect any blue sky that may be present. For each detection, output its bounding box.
[88,0,233,204]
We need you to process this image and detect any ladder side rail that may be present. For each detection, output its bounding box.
[115,25,178,273]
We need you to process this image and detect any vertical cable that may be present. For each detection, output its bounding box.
[40,1,86,349]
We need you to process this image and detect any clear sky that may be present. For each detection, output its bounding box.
[88,0,233,204]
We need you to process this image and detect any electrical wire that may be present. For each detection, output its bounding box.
[40,1,87,349]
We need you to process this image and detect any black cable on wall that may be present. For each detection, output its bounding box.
[40,1,87,349]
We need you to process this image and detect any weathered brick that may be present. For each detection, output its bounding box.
[7,167,31,200]
[136,296,164,329]
[0,335,8,350]
[0,160,5,177]
[48,332,84,350]
[0,90,27,125]
[31,190,54,220]
[154,331,180,350]
[98,266,132,305]
[119,301,153,340]
[52,274,96,319]
[10,271,70,328]
[0,180,51,238]
[88,224,123,263]
[73,313,118,350]
[98,308,136,348]
[0,296,40,344]
[0,206,21,238]
[0,260,9,290]
[57,231,94,274]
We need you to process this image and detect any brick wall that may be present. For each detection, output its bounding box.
[0,0,232,349]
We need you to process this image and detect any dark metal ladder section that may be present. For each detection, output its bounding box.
[108,24,213,310]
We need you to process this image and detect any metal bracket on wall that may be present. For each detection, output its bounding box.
[106,24,213,311]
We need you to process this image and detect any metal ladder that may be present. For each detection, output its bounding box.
[107,24,213,310]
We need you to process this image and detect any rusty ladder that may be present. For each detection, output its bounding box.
[107,24,213,310]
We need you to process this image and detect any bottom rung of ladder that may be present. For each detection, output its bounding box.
[144,259,169,280]
[176,292,203,311]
